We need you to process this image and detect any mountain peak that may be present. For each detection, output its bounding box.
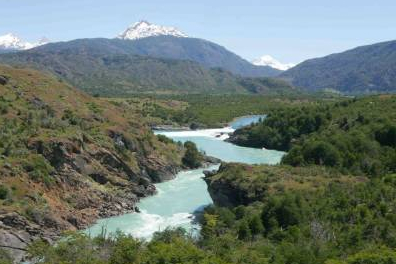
[252,55,295,71]
[133,20,151,27]
[0,33,25,49]
[117,20,188,40]
[0,33,49,51]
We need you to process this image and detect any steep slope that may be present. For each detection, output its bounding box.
[281,40,396,93]
[0,65,183,260]
[0,38,292,96]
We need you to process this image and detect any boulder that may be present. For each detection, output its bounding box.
[0,76,8,85]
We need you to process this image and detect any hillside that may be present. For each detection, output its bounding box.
[0,65,186,260]
[281,40,396,93]
[0,38,290,96]
[118,35,281,77]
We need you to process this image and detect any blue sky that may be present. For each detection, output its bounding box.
[1,0,395,63]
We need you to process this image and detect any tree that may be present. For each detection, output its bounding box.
[235,206,247,220]
[249,214,264,236]
[302,141,341,166]
[109,232,142,264]
[238,220,251,240]
[375,125,396,147]
[182,141,203,168]
[201,213,218,239]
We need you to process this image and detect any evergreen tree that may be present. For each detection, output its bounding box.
[238,220,251,240]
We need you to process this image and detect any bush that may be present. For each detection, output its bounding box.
[0,185,9,200]
[23,155,54,186]
[157,134,174,144]
[0,248,12,264]
[345,248,396,264]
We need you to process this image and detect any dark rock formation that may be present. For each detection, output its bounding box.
[204,163,262,207]
[0,75,8,85]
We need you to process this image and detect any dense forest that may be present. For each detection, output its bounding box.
[229,96,396,176]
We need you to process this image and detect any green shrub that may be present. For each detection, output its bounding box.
[0,248,12,264]
[23,155,54,186]
[157,134,174,144]
[345,248,396,264]
[0,185,9,200]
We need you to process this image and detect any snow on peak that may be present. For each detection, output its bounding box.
[117,20,188,40]
[252,55,295,71]
[0,33,26,50]
[0,33,49,50]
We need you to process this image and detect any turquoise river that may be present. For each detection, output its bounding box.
[85,115,285,239]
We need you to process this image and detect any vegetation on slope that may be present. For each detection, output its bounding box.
[0,65,186,259]
[111,93,324,128]
[117,35,281,77]
[0,39,293,96]
[203,163,396,264]
[6,164,395,264]
[281,40,396,94]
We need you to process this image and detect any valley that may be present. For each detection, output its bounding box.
[1,6,396,263]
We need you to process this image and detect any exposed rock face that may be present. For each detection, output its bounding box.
[0,213,54,263]
[204,163,262,207]
[1,136,181,262]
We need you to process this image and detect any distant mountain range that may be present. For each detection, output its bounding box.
[281,40,396,94]
[0,33,49,52]
[3,21,396,95]
[0,38,293,96]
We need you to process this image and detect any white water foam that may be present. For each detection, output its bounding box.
[156,127,235,140]
[124,211,196,239]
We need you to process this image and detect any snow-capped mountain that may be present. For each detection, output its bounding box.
[117,20,188,40]
[0,33,49,51]
[252,55,295,71]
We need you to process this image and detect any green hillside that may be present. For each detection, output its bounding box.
[281,40,396,94]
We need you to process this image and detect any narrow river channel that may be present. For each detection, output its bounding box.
[85,115,285,239]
